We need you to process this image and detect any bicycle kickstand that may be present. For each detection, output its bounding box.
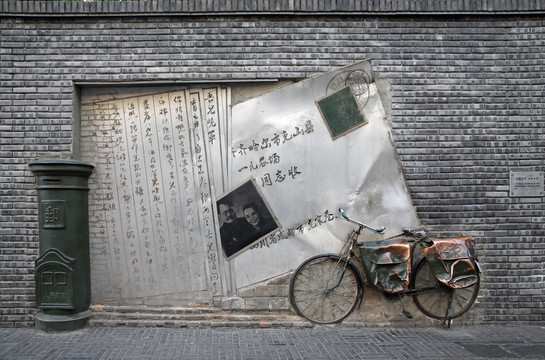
[443,308,453,329]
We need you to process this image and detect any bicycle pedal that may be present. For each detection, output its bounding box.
[402,310,413,319]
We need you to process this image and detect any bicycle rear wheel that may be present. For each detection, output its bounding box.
[289,254,362,324]
[411,256,479,320]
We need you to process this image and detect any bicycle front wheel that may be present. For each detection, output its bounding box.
[289,254,362,324]
[411,256,479,320]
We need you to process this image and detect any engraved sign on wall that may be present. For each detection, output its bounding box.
[510,171,545,197]
[80,87,230,306]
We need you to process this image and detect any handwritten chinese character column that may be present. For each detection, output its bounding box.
[169,91,208,293]
[187,90,222,297]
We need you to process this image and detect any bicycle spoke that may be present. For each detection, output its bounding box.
[451,286,474,311]
[422,290,446,312]
[299,293,326,317]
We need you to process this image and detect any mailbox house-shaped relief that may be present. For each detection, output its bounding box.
[35,249,76,310]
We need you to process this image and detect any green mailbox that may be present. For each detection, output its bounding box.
[29,159,94,332]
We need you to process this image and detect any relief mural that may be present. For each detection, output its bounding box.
[80,60,419,305]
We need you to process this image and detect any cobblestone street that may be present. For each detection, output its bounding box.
[1,325,544,359]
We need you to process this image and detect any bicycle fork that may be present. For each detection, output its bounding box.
[325,257,352,293]
[324,235,365,307]
[325,228,360,293]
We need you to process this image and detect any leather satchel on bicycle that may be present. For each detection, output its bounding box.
[423,237,479,289]
[360,239,411,294]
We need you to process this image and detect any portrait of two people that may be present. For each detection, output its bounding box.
[217,179,279,259]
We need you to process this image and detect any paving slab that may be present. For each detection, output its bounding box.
[0,325,543,359]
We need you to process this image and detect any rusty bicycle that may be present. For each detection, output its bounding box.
[289,208,481,325]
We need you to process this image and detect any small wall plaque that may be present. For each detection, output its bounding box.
[510,171,544,197]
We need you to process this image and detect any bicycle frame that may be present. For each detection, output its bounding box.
[339,208,450,293]
[340,218,437,293]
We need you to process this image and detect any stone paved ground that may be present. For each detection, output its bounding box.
[0,325,543,360]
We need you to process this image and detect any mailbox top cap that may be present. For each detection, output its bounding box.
[29,159,94,176]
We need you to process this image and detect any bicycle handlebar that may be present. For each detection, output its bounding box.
[339,208,385,233]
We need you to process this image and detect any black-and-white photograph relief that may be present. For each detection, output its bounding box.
[216,179,280,259]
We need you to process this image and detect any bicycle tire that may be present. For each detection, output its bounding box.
[289,254,362,324]
[411,256,479,320]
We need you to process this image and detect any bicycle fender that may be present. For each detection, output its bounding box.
[475,259,483,273]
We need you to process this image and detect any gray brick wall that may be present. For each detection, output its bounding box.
[2,0,545,14]
[1,9,544,327]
